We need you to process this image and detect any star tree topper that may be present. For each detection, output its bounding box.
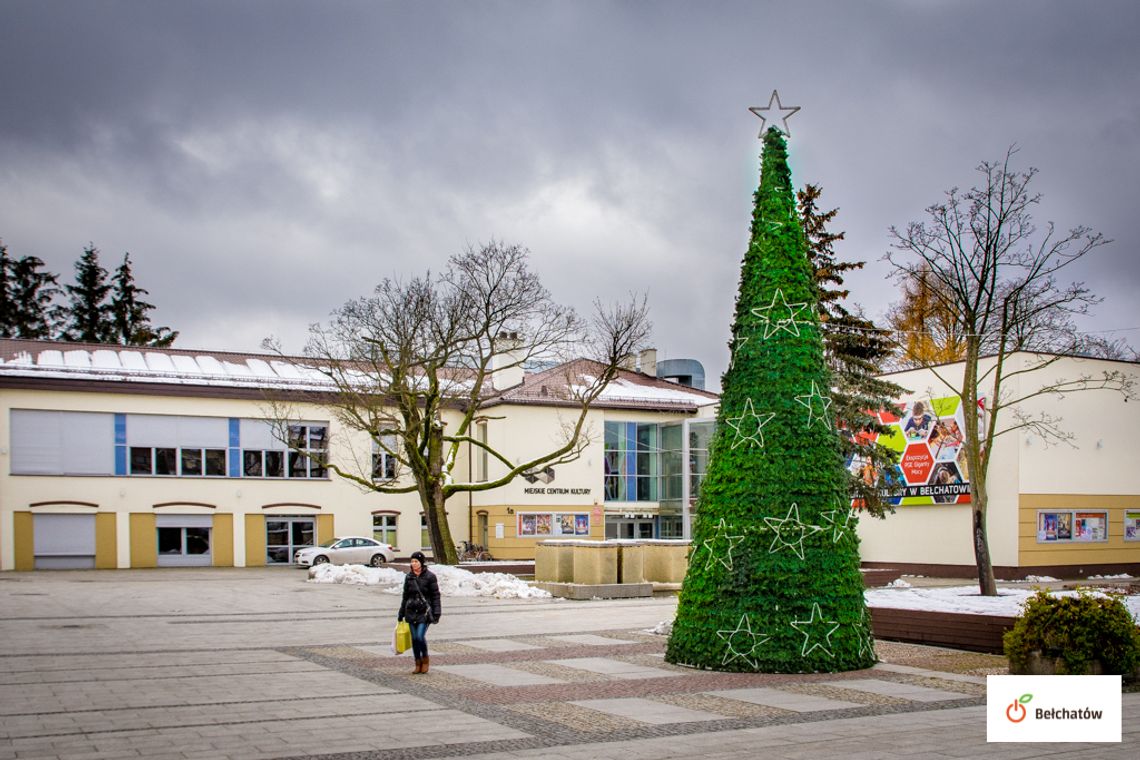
[748,89,800,137]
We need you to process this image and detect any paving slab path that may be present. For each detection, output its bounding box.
[1,568,1136,759]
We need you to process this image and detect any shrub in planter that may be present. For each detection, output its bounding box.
[1004,590,1140,676]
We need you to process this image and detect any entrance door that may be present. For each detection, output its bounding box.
[266,517,315,564]
[606,518,655,540]
[33,513,96,569]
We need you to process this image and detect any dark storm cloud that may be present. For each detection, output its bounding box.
[1,0,1138,382]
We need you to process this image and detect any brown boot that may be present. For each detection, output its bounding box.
[412,657,422,674]
[420,655,429,674]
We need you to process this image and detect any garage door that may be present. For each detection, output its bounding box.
[33,513,96,569]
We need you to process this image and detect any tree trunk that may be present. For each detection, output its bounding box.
[972,506,997,596]
[420,428,458,565]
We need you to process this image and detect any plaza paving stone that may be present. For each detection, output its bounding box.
[1,568,1137,760]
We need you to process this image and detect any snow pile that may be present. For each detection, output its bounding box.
[866,584,1140,621]
[308,564,405,586]
[431,565,551,599]
[1088,574,1133,580]
[643,620,672,636]
[1022,575,1060,583]
[307,563,550,599]
[885,578,912,588]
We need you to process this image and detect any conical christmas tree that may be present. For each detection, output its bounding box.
[665,125,875,673]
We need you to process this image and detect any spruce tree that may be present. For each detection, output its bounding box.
[0,242,13,338]
[1,242,61,339]
[799,185,905,516]
[111,253,178,346]
[62,244,115,342]
[666,127,874,673]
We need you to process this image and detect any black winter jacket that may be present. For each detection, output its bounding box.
[398,568,442,625]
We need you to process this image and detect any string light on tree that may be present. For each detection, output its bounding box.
[794,379,834,429]
[751,288,811,339]
[724,397,776,449]
[790,603,840,658]
[716,614,772,669]
[700,519,747,572]
[763,503,824,561]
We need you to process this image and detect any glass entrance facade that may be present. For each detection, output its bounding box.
[266,517,315,564]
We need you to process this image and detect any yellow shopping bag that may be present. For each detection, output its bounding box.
[393,620,412,655]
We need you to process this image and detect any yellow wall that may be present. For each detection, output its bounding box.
[94,513,117,569]
[13,512,33,571]
[244,514,265,567]
[212,513,234,567]
[1019,494,1140,567]
[316,513,334,544]
[472,504,605,560]
[129,513,157,568]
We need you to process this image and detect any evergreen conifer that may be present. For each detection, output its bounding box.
[62,244,115,343]
[111,253,178,346]
[1,242,61,339]
[665,127,874,673]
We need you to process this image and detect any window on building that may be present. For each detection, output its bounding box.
[475,421,488,482]
[604,421,664,502]
[420,514,431,549]
[372,432,398,482]
[285,424,329,479]
[157,526,211,555]
[242,449,286,478]
[131,447,225,476]
[373,514,397,546]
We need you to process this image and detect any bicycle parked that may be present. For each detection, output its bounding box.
[456,540,493,562]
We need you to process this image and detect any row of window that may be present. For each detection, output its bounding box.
[603,420,713,503]
[10,411,401,482]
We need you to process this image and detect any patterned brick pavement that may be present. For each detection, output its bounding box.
[278,629,995,760]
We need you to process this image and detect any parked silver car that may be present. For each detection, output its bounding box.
[294,537,395,568]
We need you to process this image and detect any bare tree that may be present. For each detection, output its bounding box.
[266,241,651,564]
[885,146,1135,595]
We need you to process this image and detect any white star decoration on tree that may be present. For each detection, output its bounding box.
[748,89,800,137]
[820,507,855,544]
[794,380,833,429]
[763,503,824,561]
[725,398,776,449]
[791,603,840,658]
[716,614,771,669]
[857,608,876,661]
[750,288,811,339]
[727,334,749,372]
[701,519,746,572]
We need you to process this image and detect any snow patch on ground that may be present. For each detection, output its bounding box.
[1088,574,1133,580]
[1022,575,1060,583]
[885,578,912,588]
[865,585,1140,621]
[643,620,672,636]
[307,563,551,599]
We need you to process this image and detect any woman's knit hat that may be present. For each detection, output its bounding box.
[410,551,428,565]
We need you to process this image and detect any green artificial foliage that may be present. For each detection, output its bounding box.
[1004,590,1140,676]
[665,127,875,673]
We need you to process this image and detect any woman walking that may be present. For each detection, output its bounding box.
[398,551,442,674]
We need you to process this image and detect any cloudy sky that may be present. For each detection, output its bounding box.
[2,0,1137,389]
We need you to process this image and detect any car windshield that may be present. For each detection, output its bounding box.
[318,539,343,548]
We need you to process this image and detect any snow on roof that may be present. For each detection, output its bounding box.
[0,340,720,410]
[0,339,334,392]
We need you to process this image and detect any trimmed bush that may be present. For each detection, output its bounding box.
[1004,590,1140,676]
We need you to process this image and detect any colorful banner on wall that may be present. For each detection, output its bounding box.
[850,395,972,507]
